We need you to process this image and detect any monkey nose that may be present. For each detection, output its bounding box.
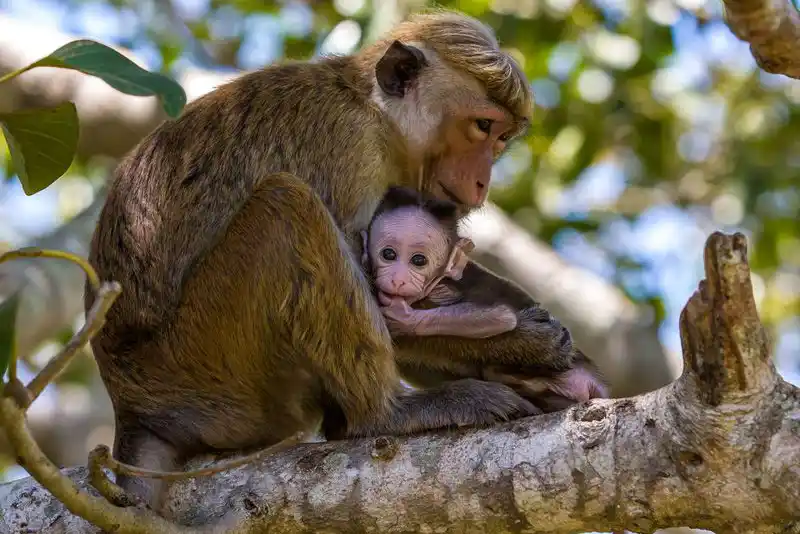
[476,180,485,190]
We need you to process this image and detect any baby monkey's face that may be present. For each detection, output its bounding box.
[367,207,451,300]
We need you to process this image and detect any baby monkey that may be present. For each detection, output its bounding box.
[361,186,517,338]
[362,186,609,412]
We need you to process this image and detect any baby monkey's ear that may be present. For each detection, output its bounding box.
[360,230,370,270]
[444,237,474,280]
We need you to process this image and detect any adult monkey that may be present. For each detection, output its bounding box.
[87,10,606,508]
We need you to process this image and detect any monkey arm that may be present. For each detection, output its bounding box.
[393,308,573,373]
[397,260,576,371]
[411,303,518,338]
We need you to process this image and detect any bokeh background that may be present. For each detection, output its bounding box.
[0,0,798,495]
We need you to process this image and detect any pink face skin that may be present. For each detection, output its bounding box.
[366,207,452,302]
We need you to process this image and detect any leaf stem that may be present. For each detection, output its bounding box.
[0,65,32,85]
[26,282,121,403]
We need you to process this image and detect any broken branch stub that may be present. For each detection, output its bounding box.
[679,231,776,406]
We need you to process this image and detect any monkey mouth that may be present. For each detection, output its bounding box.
[437,181,466,206]
[377,290,416,305]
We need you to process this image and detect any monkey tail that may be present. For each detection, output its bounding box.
[106,431,309,483]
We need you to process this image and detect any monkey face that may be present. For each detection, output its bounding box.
[372,40,527,211]
[428,109,518,209]
[367,207,451,301]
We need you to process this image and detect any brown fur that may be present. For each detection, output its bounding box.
[85,10,602,510]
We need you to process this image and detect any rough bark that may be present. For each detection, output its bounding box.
[723,0,800,78]
[0,12,674,394]
[0,232,796,533]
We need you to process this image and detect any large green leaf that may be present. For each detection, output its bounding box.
[0,292,20,378]
[0,102,79,196]
[4,40,186,118]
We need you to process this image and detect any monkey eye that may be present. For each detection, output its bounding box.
[410,253,428,267]
[498,132,511,142]
[475,118,493,134]
[381,248,397,261]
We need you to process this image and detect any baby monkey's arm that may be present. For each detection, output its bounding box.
[414,302,518,338]
[377,235,516,338]
[379,291,518,338]
[413,236,516,338]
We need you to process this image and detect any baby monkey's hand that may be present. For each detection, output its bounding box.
[378,293,430,336]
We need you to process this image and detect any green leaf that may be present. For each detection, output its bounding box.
[0,102,79,196]
[0,292,20,378]
[23,40,186,118]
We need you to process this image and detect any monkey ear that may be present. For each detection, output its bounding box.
[375,41,428,98]
[457,237,475,255]
[444,238,474,280]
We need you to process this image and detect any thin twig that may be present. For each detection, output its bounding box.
[88,446,146,508]
[25,281,121,403]
[95,431,310,481]
[0,247,103,385]
[1,247,101,291]
[0,395,195,534]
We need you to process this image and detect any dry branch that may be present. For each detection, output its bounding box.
[724,0,800,78]
[1,232,797,534]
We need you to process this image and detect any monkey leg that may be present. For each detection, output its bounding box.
[341,378,540,438]
[111,417,180,511]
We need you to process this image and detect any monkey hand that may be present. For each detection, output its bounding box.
[483,363,610,414]
[512,306,578,371]
[440,379,542,425]
[378,294,430,336]
[421,283,462,306]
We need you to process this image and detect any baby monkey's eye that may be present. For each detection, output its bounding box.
[410,253,428,267]
[381,248,397,261]
[475,118,493,134]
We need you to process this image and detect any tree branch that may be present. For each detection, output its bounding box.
[1,232,796,533]
[723,0,800,78]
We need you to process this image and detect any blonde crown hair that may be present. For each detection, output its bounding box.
[365,9,533,122]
